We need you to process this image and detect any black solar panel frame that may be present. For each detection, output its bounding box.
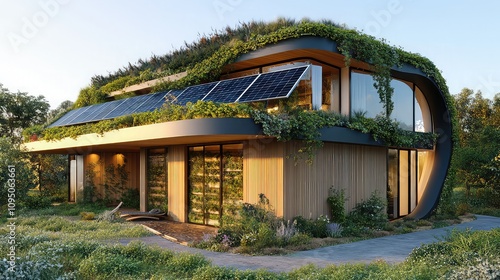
[49,107,85,127]
[202,75,258,103]
[77,102,114,123]
[164,89,185,104]
[136,91,168,112]
[174,82,218,105]
[103,95,142,119]
[62,105,96,126]
[236,65,309,103]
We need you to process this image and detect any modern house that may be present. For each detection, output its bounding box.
[24,22,453,225]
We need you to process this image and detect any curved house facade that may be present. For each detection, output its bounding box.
[25,35,452,224]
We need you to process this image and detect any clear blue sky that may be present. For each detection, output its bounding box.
[1,0,499,109]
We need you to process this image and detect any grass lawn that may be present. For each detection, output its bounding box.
[1,203,499,279]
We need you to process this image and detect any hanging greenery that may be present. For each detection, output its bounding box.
[39,100,437,163]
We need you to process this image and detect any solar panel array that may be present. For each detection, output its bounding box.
[49,91,170,127]
[50,65,309,127]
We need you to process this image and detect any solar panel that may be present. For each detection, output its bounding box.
[49,107,86,127]
[103,96,141,119]
[174,82,218,105]
[49,65,311,127]
[77,102,114,123]
[164,89,185,104]
[237,66,309,103]
[62,105,96,125]
[92,99,125,121]
[202,75,257,103]
[132,91,168,113]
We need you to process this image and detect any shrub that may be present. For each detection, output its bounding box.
[455,202,471,216]
[275,220,298,244]
[327,187,346,224]
[21,194,52,210]
[80,212,95,220]
[191,266,237,280]
[291,215,332,238]
[293,215,315,235]
[121,188,140,210]
[78,249,141,279]
[288,233,312,246]
[445,257,500,280]
[326,223,343,238]
[0,256,69,280]
[407,228,500,274]
[166,253,210,277]
[347,191,387,230]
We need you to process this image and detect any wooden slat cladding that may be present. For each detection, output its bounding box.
[283,142,387,220]
[167,146,187,222]
[243,140,285,217]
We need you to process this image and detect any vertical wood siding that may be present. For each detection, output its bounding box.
[283,142,387,219]
[168,146,187,222]
[243,140,285,217]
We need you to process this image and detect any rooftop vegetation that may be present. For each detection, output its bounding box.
[28,18,452,162]
[71,18,454,126]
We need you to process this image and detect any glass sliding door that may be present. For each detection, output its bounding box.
[222,144,244,218]
[188,147,205,224]
[388,149,418,219]
[399,151,409,216]
[188,144,243,226]
[387,149,399,219]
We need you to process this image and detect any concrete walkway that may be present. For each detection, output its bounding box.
[117,215,500,273]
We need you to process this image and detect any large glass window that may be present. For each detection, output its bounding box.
[188,144,243,226]
[415,86,432,132]
[322,66,340,112]
[351,70,384,118]
[388,148,418,219]
[391,79,414,131]
[351,71,432,133]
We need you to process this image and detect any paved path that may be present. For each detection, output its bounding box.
[117,215,500,273]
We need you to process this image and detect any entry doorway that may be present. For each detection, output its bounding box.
[387,149,418,219]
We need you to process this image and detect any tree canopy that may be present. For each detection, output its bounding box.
[0,84,50,142]
[453,89,500,207]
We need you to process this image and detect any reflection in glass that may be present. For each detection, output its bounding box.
[387,149,399,219]
[390,79,414,131]
[188,144,243,226]
[351,71,384,118]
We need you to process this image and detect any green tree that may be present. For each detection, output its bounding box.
[491,93,500,128]
[0,84,50,142]
[30,154,68,200]
[47,100,74,124]
[0,137,37,209]
[453,88,500,205]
